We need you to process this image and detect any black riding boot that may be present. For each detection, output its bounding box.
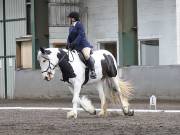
[87,56,97,79]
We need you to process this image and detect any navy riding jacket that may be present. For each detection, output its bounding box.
[67,21,92,51]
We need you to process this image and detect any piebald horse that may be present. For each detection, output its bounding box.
[37,48,134,118]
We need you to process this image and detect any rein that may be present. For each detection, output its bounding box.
[67,49,74,62]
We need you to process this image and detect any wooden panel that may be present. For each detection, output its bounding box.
[21,41,32,68]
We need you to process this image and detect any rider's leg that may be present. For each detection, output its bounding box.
[81,47,96,79]
[81,47,91,60]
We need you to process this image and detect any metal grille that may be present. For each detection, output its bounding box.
[48,0,80,27]
[0,0,26,99]
[140,40,159,66]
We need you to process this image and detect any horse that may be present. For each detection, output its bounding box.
[37,47,134,118]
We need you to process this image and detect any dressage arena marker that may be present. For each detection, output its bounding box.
[0,59,2,68]
[0,107,180,113]
[150,95,157,110]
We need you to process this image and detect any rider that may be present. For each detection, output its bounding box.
[67,11,97,79]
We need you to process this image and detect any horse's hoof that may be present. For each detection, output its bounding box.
[98,111,107,117]
[67,111,77,119]
[127,110,134,116]
[123,112,128,116]
[92,110,96,115]
[122,106,129,115]
[122,107,134,116]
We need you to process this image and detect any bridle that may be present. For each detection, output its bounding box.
[41,56,57,74]
[41,49,74,74]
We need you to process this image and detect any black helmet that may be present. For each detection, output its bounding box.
[68,11,80,21]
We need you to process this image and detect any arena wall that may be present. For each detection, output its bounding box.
[15,66,180,100]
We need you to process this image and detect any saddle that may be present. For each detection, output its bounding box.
[77,50,93,65]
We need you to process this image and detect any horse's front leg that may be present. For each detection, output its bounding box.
[68,85,96,115]
[67,82,81,119]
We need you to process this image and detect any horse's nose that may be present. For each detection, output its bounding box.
[45,76,49,81]
[48,72,52,75]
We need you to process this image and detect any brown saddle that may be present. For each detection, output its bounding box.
[77,50,93,66]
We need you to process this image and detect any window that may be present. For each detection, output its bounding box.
[26,0,31,34]
[100,42,117,61]
[52,42,66,48]
[139,39,159,66]
[48,0,80,27]
[16,36,32,69]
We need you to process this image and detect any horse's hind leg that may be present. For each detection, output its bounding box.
[111,76,134,116]
[96,81,107,117]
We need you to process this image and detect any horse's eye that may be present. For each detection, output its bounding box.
[43,60,46,62]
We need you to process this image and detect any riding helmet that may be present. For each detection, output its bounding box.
[68,11,80,21]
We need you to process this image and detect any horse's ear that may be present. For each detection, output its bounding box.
[40,47,45,54]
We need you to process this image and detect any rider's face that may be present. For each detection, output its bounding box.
[68,17,76,25]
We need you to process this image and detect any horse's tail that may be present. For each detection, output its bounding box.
[104,78,133,104]
[119,80,133,99]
